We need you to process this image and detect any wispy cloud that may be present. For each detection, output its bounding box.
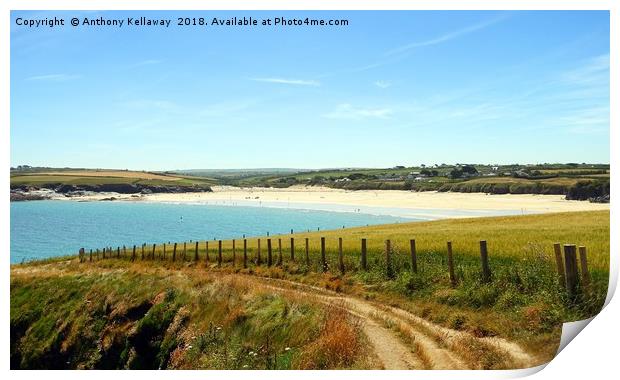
[559,53,609,87]
[552,106,609,134]
[374,80,392,89]
[26,73,80,81]
[198,100,258,117]
[128,59,162,68]
[250,77,320,86]
[323,104,393,120]
[385,14,508,56]
[119,99,180,112]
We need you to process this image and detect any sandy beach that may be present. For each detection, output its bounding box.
[115,186,610,219]
[43,186,608,219]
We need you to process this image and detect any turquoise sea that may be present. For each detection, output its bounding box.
[10,200,415,264]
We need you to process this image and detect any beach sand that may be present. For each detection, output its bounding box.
[124,186,610,219]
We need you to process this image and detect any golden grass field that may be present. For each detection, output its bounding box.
[140,210,607,271]
[10,169,216,187]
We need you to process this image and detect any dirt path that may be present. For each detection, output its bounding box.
[237,275,538,370]
[255,281,422,369]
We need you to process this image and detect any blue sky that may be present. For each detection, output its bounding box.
[10,10,609,170]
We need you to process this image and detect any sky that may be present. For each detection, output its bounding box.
[10,10,610,170]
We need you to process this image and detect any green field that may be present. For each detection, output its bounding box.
[173,163,610,198]
[10,170,215,188]
[10,164,610,200]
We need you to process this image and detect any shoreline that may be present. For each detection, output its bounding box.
[17,185,610,220]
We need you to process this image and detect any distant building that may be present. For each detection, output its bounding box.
[378,174,403,181]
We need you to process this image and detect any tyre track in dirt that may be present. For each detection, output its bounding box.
[238,275,538,370]
[254,281,423,369]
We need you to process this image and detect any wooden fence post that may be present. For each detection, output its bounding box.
[152,244,156,260]
[232,239,236,266]
[218,240,222,267]
[257,239,262,265]
[410,239,417,273]
[183,242,187,261]
[141,244,145,260]
[305,238,310,266]
[172,243,177,262]
[89,249,92,262]
[267,238,273,266]
[563,244,578,299]
[447,241,456,287]
[321,237,327,272]
[578,246,591,291]
[361,238,367,270]
[553,243,566,289]
[479,240,491,283]
[338,237,345,275]
[205,241,209,263]
[290,238,295,261]
[194,241,199,261]
[131,245,136,262]
[243,239,248,268]
[277,238,283,266]
[78,248,85,263]
[385,240,394,279]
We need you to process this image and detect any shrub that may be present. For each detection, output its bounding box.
[296,308,359,369]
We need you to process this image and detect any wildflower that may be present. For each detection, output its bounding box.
[285,347,291,351]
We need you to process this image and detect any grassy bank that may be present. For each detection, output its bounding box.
[11,267,376,369]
